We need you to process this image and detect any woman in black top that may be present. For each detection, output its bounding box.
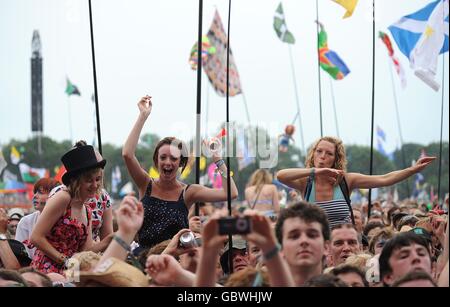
[123,95,238,248]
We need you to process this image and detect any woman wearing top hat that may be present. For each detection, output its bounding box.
[123,95,239,249]
[30,142,110,274]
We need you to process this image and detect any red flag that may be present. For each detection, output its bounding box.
[54,165,66,184]
[379,31,407,88]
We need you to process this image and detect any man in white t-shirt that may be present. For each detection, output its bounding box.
[15,178,59,258]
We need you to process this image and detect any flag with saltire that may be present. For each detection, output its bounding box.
[111,166,122,193]
[0,147,7,174]
[273,2,295,44]
[388,0,449,91]
[379,31,407,88]
[203,10,242,97]
[332,0,359,18]
[10,146,21,165]
[317,22,350,80]
[65,78,81,96]
[189,35,216,70]
[18,163,48,183]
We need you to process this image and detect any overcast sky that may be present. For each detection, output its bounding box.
[1,0,448,155]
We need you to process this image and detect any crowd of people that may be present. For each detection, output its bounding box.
[1,96,448,288]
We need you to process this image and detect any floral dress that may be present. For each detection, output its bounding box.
[85,189,111,241]
[31,202,91,274]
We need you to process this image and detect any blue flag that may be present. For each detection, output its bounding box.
[388,0,449,91]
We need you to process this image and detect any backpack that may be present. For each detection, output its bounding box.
[304,174,355,225]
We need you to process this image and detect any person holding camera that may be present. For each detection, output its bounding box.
[123,95,238,249]
[195,209,294,286]
[277,136,435,228]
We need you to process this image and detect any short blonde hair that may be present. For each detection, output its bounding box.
[305,136,347,171]
[344,253,372,271]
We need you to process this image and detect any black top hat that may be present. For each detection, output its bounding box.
[61,145,106,186]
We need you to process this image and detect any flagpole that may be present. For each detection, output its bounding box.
[437,54,446,204]
[194,0,204,217]
[315,0,323,137]
[288,45,306,156]
[368,0,376,219]
[226,0,233,275]
[67,96,73,144]
[328,76,340,138]
[88,0,103,154]
[387,60,410,197]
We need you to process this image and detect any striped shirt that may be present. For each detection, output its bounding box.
[307,181,351,228]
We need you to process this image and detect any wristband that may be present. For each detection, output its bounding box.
[310,168,315,179]
[263,244,281,261]
[215,159,225,168]
[114,235,131,252]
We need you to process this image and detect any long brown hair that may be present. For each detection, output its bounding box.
[305,136,347,171]
[153,137,189,174]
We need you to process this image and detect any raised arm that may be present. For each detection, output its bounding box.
[0,209,21,269]
[122,95,152,197]
[243,210,295,286]
[30,192,71,266]
[346,156,436,190]
[277,167,343,193]
[185,155,238,206]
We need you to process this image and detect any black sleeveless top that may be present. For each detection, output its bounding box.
[138,180,190,249]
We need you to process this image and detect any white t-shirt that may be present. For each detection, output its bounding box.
[15,211,40,259]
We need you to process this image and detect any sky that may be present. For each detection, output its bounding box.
[0,0,448,156]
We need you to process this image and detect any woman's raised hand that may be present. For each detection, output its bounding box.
[414,156,436,173]
[138,95,152,118]
[316,168,344,185]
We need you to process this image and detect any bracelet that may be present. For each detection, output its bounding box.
[215,159,225,168]
[114,235,131,252]
[310,168,315,179]
[263,244,281,261]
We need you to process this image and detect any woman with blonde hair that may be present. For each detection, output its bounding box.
[244,169,279,219]
[277,136,435,228]
[30,142,111,274]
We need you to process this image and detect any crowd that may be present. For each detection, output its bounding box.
[1,96,448,287]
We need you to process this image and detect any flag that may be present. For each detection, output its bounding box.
[203,10,243,97]
[273,2,295,44]
[111,166,122,193]
[376,125,386,142]
[236,134,255,171]
[18,163,48,183]
[2,169,18,182]
[388,0,449,91]
[0,147,7,174]
[10,146,21,165]
[379,31,407,88]
[317,22,350,80]
[188,35,216,70]
[54,165,66,184]
[332,0,359,19]
[376,126,394,160]
[148,167,159,179]
[119,182,134,197]
[65,78,81,96]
